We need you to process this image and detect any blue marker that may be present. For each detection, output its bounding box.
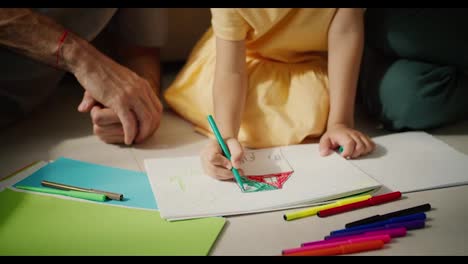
[325,219,426,239]
[330,212,426,235]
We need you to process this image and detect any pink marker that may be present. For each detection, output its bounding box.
[282,234,391,255]
[302,227,406,247]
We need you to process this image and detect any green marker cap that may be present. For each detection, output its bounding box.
[338,146,344,153]
[66,190,107,202]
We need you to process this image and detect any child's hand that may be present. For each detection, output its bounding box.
[319,124,375,159]
[200,138,244,180]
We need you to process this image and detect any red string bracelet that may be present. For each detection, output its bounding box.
[55,30,69,67]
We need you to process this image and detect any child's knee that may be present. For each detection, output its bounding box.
[378,60,461,130]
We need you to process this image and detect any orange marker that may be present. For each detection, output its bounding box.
[285,239,384,256]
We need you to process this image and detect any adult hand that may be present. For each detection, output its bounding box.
[78,88,162,145]
[73,50,163,145]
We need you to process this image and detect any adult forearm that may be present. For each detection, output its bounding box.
[327,9,364,128]
[0,8,97,74]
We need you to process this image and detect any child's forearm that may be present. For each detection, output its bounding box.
[327,8,364,128]
[213,37,247,139]
[213,71,247,139]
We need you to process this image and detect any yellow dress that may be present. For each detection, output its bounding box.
[164,8,337,148]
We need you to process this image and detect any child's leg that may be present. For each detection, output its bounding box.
[359,8,468,130]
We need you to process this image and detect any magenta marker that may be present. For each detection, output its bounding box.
[301,227,406,247]
[283,234,391,255]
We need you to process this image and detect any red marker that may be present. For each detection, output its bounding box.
[317,191,402,217]
[284,239,385,256]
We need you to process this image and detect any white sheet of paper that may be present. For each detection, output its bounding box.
[349,131,468,193]
[240,148,293,176]
[144,144,381,221]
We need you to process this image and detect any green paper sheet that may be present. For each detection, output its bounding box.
[0,189,226,256]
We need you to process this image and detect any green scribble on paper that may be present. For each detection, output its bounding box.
[169,176,185,192]
[241,177,277,193]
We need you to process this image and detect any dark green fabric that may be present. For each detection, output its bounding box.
[359,8,468,131]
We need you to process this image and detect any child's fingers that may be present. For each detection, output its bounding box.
[319,135,333,156]
[361,134,376,154]
[226,138,244,168]
[349,133,366,158]
[208,153,232,169]
[200,140,233,181]
[340,137,356,159]
[200,141,232,169]
[206,164,234,180]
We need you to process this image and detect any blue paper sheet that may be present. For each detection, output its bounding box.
[14,157,158,210]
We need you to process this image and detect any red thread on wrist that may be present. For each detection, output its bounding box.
[55,30,69,67]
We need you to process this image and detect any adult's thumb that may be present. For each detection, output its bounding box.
[78,91,97,112]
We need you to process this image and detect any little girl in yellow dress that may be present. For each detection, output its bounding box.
[165,8,374,180]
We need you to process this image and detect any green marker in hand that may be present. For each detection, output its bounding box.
[207,115,245,192]
[338,146,344,153]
